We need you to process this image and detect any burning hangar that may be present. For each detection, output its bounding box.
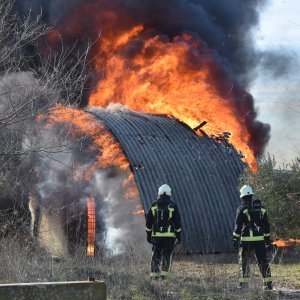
[89,108,245,253]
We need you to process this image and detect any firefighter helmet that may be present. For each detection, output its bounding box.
[158,184,171,196]
[240,185,254,198]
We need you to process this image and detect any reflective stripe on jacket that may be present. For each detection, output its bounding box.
[233,200,270,241]
[146,200,181,237]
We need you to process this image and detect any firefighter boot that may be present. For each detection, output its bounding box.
[150,274,160,281]
[263,282,273,290]
[238,282,248,289]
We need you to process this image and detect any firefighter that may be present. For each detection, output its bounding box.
[232,185,273,290]
[145,184,182,280]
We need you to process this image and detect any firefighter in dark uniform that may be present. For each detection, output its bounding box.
[232,185,272,290]
[146,184,182,279]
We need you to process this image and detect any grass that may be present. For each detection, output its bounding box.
[0,237,299,299]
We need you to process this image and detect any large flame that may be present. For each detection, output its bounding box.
[88,27,256,169]
[45,104,129,178]
[47,2,263,170]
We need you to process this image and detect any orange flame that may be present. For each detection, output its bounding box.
[88,29,257,170]
[87,196,96,256]
[45,104,129,179]
[122,172,139,200]
[272,239,300,248]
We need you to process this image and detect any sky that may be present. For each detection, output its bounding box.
[250,0,300,164]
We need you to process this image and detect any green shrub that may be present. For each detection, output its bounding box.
[241,155,300,238]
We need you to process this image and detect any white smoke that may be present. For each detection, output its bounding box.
[106,102,130,112]
[27,112,147,256]
[92,169,146,255]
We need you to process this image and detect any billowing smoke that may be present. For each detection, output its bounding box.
[16,0,290,85]
[14,0,279,157]
[28,108,145,255]
[92,170,146,255]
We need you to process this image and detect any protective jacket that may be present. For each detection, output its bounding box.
[146,194,181,238]
[233,198,270,242]
[146,193,182,278]
[232,198,272,288]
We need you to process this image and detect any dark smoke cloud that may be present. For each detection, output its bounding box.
[15,0,82,23]
[16,0,289,87]
[15,0,285,156]
[259,50,294,78]
[123,0,260,85]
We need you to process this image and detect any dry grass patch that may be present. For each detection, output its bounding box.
[0,238,299,299]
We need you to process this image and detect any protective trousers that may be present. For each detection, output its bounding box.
[151,237,175,277]
[239,241,272,285]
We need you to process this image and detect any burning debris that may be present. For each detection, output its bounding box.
[193,121,208,132]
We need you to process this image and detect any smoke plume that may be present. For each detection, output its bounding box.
[16,0,289,86]
[28,108,145,255]
[14,0,280,157]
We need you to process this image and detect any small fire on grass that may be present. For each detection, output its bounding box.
[272,239,300,248]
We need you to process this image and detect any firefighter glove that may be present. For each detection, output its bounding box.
[231,236,239,251]
[146,232,152,244]
[264,236,272,249]
[175,232,181,244]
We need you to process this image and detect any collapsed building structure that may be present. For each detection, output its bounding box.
[30,108,245,255]
[91,109,245,253]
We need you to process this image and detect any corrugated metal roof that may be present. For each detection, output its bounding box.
[89,108,245,253]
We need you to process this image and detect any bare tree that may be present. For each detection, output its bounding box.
[0,0,92,235]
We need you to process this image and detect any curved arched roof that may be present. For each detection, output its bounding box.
[89,108,245,252]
